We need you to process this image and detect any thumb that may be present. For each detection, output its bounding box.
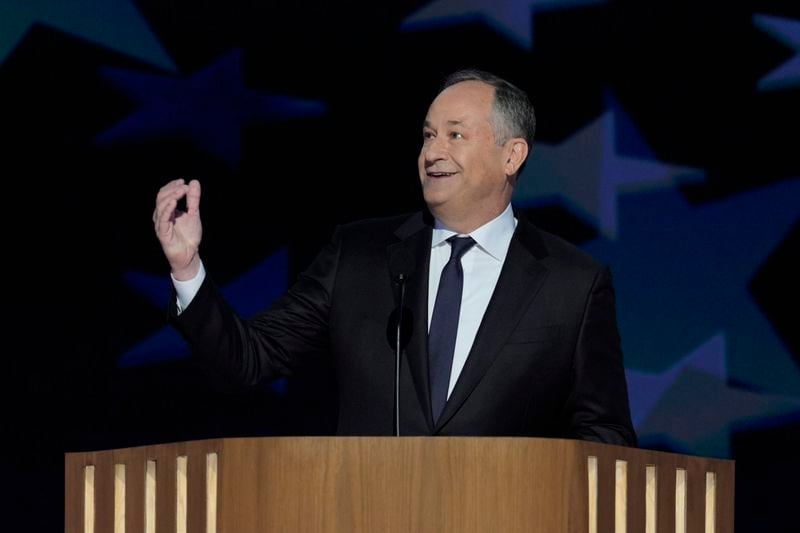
[186,179,202,214]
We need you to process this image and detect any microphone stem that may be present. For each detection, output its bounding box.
[395,274,405,436]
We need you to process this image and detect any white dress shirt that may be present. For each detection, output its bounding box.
[428,203,517,398]
[174,204,518,400]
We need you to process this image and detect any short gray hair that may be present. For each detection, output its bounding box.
[442,68,536,149]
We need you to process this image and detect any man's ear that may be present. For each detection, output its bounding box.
[504,139,529,176]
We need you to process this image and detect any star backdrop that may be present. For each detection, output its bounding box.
[2,1,798,531]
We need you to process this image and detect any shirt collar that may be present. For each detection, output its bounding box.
[431,203,517,261]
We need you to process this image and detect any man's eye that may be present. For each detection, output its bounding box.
[423,131,434,140]
[450,132,463,139]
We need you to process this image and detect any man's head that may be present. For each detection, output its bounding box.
[419,69,535,233]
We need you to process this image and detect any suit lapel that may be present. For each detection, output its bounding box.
[435,214,550,431]
[388,212,434,432]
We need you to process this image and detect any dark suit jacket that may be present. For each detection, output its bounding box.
[173,209,636,445]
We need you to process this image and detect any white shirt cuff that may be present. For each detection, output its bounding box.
[171,261,206,314]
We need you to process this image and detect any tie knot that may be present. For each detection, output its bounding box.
[446,236,476,261]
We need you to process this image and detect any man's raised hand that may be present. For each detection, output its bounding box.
[153,179,203,280]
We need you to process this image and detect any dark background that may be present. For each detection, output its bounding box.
[2,0,798,530]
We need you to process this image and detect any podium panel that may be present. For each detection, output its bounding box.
[66,437,734,532]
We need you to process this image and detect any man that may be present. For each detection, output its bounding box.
[154,69,636,445]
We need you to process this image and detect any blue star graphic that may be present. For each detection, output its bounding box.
[119,248,288,368]
[97,49,326,168]
[626,333,727,428]
[627,334,800,457]
[514,104,702,239]
[582,179,800,397]
[0,0,174,70]
[754,14,800,90]
[401,0,606,50]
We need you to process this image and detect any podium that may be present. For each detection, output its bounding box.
[66,437,734,532]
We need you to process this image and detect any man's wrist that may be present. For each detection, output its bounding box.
[172,255,201,281]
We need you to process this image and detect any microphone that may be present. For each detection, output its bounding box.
[387,248,414,436]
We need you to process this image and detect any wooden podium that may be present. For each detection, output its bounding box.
[66,437,734,532]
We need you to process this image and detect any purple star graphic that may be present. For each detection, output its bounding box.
[401,0,606,50]
[628,334,800,457]
[754,14,800,90]
[583,179,800,397]
[97,49,326,168]
[514,100,702,239]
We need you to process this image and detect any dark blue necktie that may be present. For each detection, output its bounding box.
[429,235,476,423]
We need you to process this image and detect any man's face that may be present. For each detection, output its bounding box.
[418,81,511,227]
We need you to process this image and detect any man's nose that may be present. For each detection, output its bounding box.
[423,137,448,163]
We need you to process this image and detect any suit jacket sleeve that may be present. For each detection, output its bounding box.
[169,227,342,388]
[564,266,636,446]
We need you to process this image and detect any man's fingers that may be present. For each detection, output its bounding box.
[155,179,187,206]
[154,184,186,234]
[155,196,178,237]
[157,178,185,196]
[156,188,180,216]
[155,183,189,221]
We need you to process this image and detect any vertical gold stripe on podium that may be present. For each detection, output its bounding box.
[645,465,657,533]
[84,465,95,533]
[114,464,125,533]
[615,460,627,533]
[705,472,717,533]
[176,456,188,533]
[145,460,156,533]
[206,453,218,533]
[675,468,687,533]
[587,456,598,533]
